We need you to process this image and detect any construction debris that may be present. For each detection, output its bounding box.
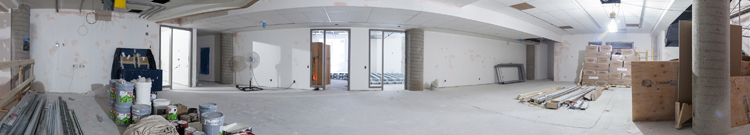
[0,90,84,135]
[518,85,606,110]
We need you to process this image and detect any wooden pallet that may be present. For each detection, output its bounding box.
[608,85,631,88]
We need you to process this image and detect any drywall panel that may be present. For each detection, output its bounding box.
[423,30,526,87]
[30,9,159,93]
[197,35,216,82]
[234,28,310,89]
[555,33,652,82]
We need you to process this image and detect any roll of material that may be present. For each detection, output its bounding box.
[152,99,170,115]
[201,112,224,135]
[135,81,152,105]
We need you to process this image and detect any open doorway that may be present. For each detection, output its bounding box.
[310,30,350,91]
[160,26,193,89]
[195,33,227,87]
[370,30,406,91]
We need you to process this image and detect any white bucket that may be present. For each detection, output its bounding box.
[152,99,170,115]
[134,82,152,105]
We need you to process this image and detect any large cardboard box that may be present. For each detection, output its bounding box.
[584,63,609,71]
[595,80,608,86]
[585,52,613,58]
[622,73,632,80]
[609,74,622,79]
[582,75,607,82]
[584,87,605,101]
[609,66,631,74]
[586,46,599,53]
[621,49,635,55]
[610,60,624,68]
[632,61,679,121]
[582,80,596,86]
[583,69,596,75]
[624,61,632,68]
[612,55,638,61]
[596,71,609,76]
[597,58,610,64]
[742,61,750,76]
[600,45,613,53]
[585,57,597,63]
[609,79,632,85]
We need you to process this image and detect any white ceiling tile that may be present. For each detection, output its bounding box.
[276,7,325,14]
[386,14,415,24]
[368,12,392,23]
[349,12,370,23]
[282,13,310,23]
[207,16,242,23]
[304,12,329,22]
[549,0,579,10]
[372,8,420,16]
[327,12,349,22]
[526,0,561,12]
[532,13,558,22]
[405,16,433,25]
[420,17,456,27]
[268,15,293,24]
[548,20,567,26]
[548,11,573,20]
[324,6,373,13]
[521,8,545,14]
[496,0,525,6]
[437,20,465,29]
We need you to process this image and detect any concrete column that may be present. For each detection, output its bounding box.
[406,28,424,91]
[692,0,731,134]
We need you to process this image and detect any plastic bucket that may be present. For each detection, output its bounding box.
[152,99,170,115]
[115,104,132,126]
[115,82,135,106]
[134,82,152,105]
[199,103,218,115]
[131,104,151,123]
[109,100,115,119]
[201,112,224,135]
[109,80,117,99]
[167,105,178,120]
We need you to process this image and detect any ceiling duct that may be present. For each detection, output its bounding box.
[126,1,166,19]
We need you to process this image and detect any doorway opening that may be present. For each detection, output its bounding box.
[369,30,406,91]
[160,26,193,89]
[310,29,350,91]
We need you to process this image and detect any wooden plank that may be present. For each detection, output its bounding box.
[731,25,742,76]
[0,76,34,106]
[678,21,692,104]
[675,102,692,129]
[516,86,563,100]
[632,61,679,121]
[0,59,34,69]
[730,76,750,127]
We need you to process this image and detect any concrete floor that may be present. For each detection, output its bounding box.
[40,80,750,134]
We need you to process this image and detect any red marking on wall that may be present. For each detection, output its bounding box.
[46,14,55,20]
[57,11,88,17]
[71,40,78,46]
[468,50,474,52]
[102,76,107,79]
[295,41,298,44]
[102,67,108,73]
[119,41,123,46]
[100,50,105,54]
[122,25,127,29]
[150,34,158,39]
[105,40,111,44]
[448,55,455,69]
[82,60,88,64]
[101,56,106,63]
[334,2,347,6]
[34,14,39,18]
[435,65,438,68]
[75,52,80,56]
[74,58,78,62]
[95,41,100,47]
[364,4,369,7]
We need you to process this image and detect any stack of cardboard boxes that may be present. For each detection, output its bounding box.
[582,45,613,86]
[608,49,637,85]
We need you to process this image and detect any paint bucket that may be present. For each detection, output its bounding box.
[198,103,218,119]
[134,81,152,105]
[131,104,151,123]
[167,105,178,120]
[201,112,224,135]
[193,131,205,135]
[114,104,132,126]
[185,127,197,135]
[188,108,198,114]
[109,80,117,99]
[180,115,191,122]
[177,120,188,135]
[115,82,135,106]
[152,99,170,115]
[150,94,156,101]
[109,100,115,119]
[189,113,199,122]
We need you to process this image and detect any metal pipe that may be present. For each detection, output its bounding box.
[535,86,581,104]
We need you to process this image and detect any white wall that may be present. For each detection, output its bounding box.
[536,41,551,80]
[555,33,652,82]
[30,9,159,93]
[197,35,216,82]
[423,31,526,87]
[0,12,11,96]
[234,28,309,89]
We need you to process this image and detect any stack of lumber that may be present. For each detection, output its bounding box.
[516,85,605,110]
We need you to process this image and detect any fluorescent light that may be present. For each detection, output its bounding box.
[608,19,618,32]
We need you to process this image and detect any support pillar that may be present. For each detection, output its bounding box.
[406,28,424,91]
[692,0,731,134]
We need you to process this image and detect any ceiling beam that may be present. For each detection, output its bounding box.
[572,0,602,29]
[638,0,646,29]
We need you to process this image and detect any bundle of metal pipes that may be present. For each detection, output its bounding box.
[0,91,84,135]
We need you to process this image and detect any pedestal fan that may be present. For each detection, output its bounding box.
[232,52,263,91]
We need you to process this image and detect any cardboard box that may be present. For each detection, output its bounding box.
[597,58,610,64]
[581,80,596,86]
[584,63,609,71]
[632,61,679,121]
[742,61,750,76]
[600,45,613,53]
[584,87,604,101]
[610,66,631,74]
[609,79,632,85]
[622,73,632,80]
[595,80,608,86]
[624,61,632,67]
[596,70,609,76]
[586,46,599,53]
[585,52,613,58]
[621,49,635,55]
[612,55,638,61]
[583,69,596,75]
[585,57,598,63]
[582,75,607,82]
[610,60,624,68]
[609,74,622,79]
